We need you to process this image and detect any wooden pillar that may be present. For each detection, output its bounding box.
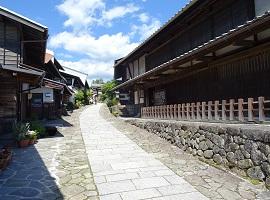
[238,98,244,122]
[202,102,206,120]
[196,102,201,120]
[174,104,177,120]
[208,101,212,120]
[229,99,235,121]
[178,104,182,120]
[186,103,190,120]
[248,98,254,122]
[258,97,265,122]
[191,103,195,120]
[182,104,186,120]
[214,101,219,120]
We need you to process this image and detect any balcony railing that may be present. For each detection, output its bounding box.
[141,97,270,123]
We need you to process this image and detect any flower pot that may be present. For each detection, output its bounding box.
[18,139,30,148]
[29,139,37,145]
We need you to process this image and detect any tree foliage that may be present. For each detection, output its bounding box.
[100,80,118,107]
[74,89,93,107]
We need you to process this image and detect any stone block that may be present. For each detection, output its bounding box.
[213,154,222,164]
[247,166,265,181]
[237,159,253,169]
[204,150,213,159]
[261,162,270,177]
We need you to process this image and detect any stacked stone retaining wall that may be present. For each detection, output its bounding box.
[127,119,270,188]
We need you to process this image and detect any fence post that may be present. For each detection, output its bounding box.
[178,104,182,120]
[229,99,235,121]
[186,103,190,120]
[214,101,219,120]
[182,104,186,120]
[170,105,173,119]
[202,102,206,120]
[167,105,170,119]
[259,97,265,122]
[174,104,177,120]
[222,100,226,121]
[191,103,195,120]
[196,102,201,120]
[208,101,212,120]
[238,98,244,122]
[248,98,254,122]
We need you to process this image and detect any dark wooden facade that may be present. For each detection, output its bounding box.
[0,7,48,132]
[113,0,270,116]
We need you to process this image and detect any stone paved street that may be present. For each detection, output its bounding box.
[0,104,269,199]
[81,104,208,200]
[99,104,270,200]
[0,108,98,200]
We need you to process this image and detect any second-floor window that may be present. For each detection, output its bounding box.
[0,20,21,66]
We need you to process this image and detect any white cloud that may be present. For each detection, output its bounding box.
[51,0,162,81]
[57,0,105,30]
[131,18,161,41]
[102,4,139,21]
[49,32,138,62]
[138,13,149,23]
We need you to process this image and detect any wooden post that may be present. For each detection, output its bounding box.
[229,99,235,121]
[202,102,206,120]
[178,104,181,120]
[222,100,226,121]
[214,101,219,120]
[191,103,195,120]
[238,98,244,122]
[167,105,170,119]
[170,105,174,119]
[208,101,212,120]
[182,104,186,120]
[248,98,254,122]
[258,97,265,122]
[186,103,190,120]
[174,104,177,119]
[196,102,201,120]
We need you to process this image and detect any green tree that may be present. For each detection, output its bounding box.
[100,80,118,107]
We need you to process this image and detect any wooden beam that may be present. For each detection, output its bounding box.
[233,40,255,47]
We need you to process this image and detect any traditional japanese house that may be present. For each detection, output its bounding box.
[60,67,89,103]
[29,51,72,119]
[0,6,48,132]
[113,0,270,122]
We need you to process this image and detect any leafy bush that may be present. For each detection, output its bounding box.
[12,122,30,141]
[30,121,46,138]
[74,89,93,107]
[101,81,119,107]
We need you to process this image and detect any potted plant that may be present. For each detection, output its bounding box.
[12,122,30,148]
[0,147,12,170]
[27,131,38,145]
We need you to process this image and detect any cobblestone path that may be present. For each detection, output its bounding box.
[80,104,208,200]
[98,104,270,200]
[0,108,98,200]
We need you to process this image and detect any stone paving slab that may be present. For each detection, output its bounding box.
[0,107,98,200]
[99,104,270,200]
[80,104,209,200]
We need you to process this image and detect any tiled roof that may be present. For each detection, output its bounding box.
[113,11,270,90]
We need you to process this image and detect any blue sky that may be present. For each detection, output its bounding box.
[1,0,189,81]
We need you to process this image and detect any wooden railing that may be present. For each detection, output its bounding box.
[141,97,270,123]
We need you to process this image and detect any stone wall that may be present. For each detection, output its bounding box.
[127,119,270,188]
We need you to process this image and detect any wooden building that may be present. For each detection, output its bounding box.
[113,0,270,122]
[0,6,48,132]
[60,66,89,103]
[28,51,72,119]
